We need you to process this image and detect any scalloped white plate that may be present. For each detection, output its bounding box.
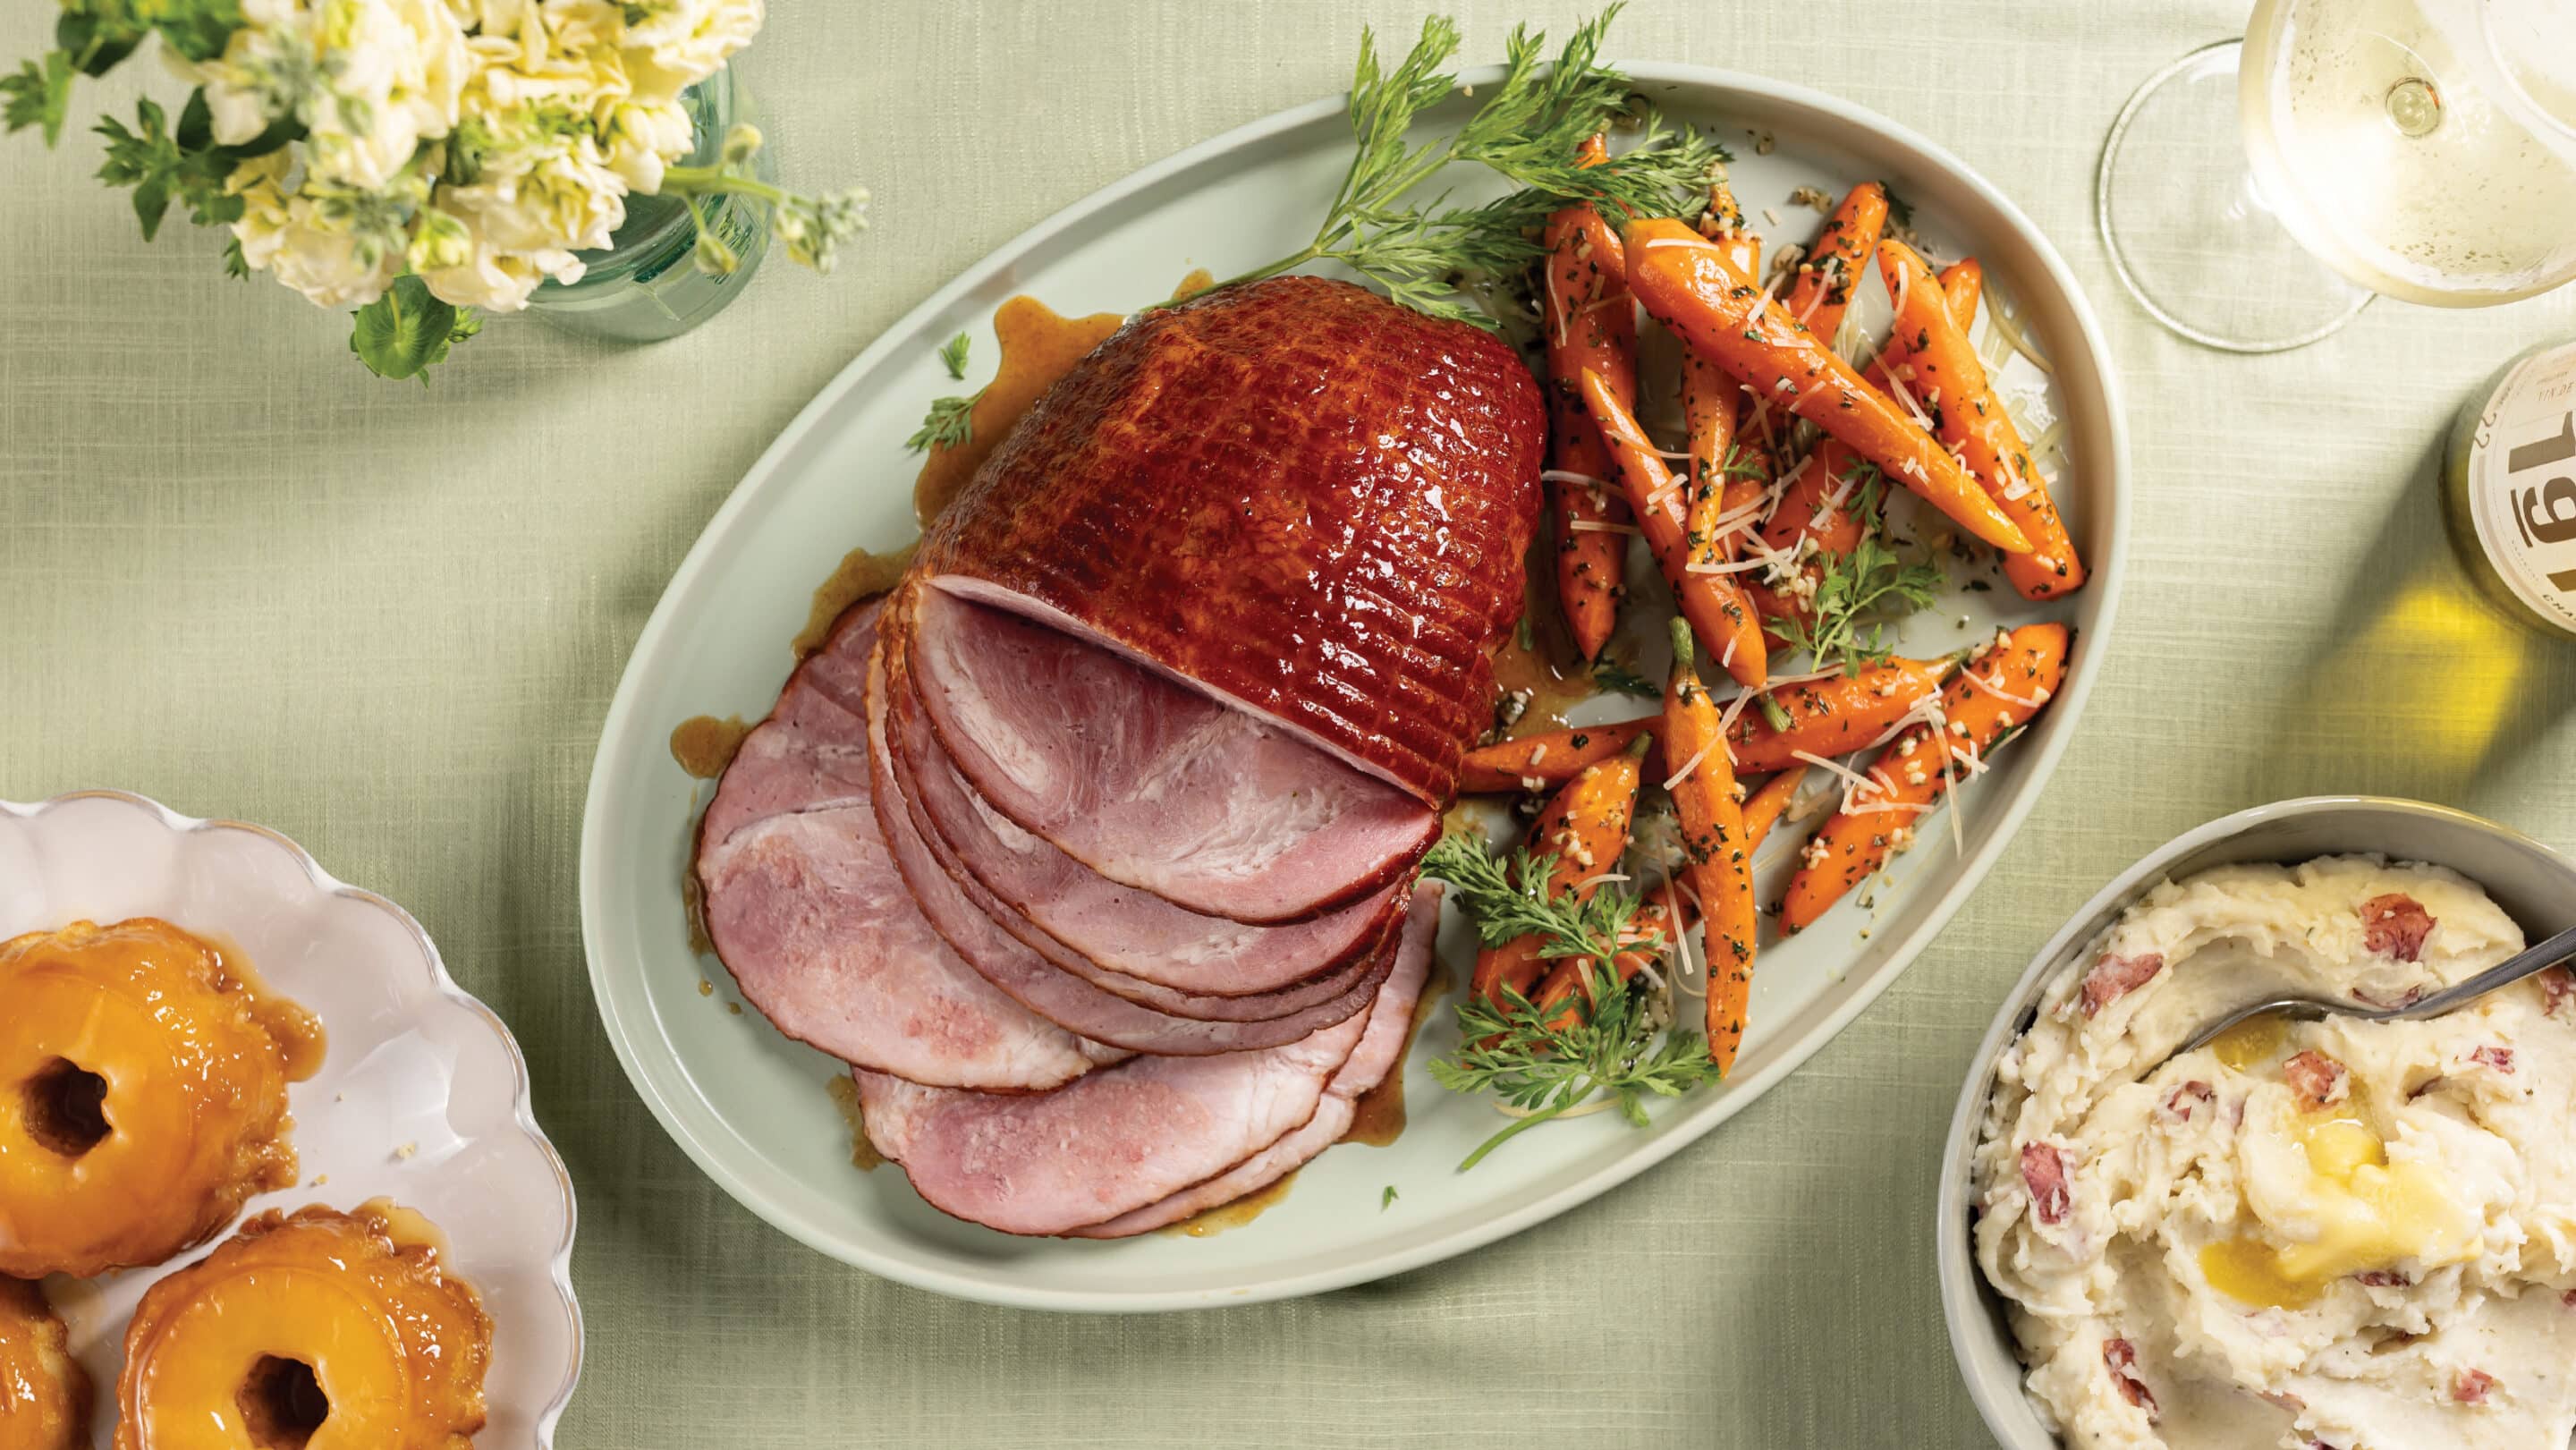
[581,63,2130,1311]
[0,790,581,1447]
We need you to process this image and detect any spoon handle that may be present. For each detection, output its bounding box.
[2395,922,2576,1021]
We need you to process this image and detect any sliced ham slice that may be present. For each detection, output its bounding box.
[893,649,1402,996]
[884,652,1394,1023]
[901,585,1436,924]
[858,984,1374,1238]
[1065,886,1435,1239]
[866,642,1394,1053]
[693,601,1119,1091]
[914,275,1545,804]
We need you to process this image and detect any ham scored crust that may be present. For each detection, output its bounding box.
[913,275,1546,807]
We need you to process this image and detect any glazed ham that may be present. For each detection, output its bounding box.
[911,275,1545,807]
[885,651,1396,1023]
[867,648,1394,1055]
[697,276,1544,1238]
[901,586,1436,923]
[693,604,1122,1090]
[1068,891,1432,1238]
[893,599,1410,983]
[862,887,1439,1237]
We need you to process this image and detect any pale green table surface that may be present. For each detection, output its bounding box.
[6,1,2574,1445]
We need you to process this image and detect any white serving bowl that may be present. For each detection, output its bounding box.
[1936,795,2576,1448]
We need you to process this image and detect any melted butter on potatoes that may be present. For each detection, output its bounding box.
[1973,856,2576,1450]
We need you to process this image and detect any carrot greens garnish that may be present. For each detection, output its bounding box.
[1200,8,1725,328]
[906,393,979,454]
[1422,832,1715,1169]
[1591,657,1659,700]
[1770,470,1945,674]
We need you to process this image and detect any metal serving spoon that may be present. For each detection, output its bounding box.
[2156,922,2576,1073]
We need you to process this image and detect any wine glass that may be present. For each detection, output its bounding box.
[2097,0,2576,352]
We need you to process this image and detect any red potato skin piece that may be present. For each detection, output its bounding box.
[2164,1081,2212,1120]
[916,276,1546,806]
[2103,1337,2157,1419]
[2285,1049,2349,1111]
[2080,952,2165,1017]
[2021,1140,2070,1225]
[2359,893,2436,962]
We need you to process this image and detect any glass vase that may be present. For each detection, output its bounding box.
[525,67,775,343]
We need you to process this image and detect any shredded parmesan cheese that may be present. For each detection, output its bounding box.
[1794,749,1882,799]
[1986,296,2055,375]
[1684,555,1778,576]
[2028,417,2067,468]
[1962,668,2046,711]
[1662,745,1714,793]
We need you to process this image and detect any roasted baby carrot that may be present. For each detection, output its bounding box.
[1875,242,2083,599]
[1783,182,1886,346]
[1741,437,1869,639]
[1665,617,1758,1073]
[1685,183,1772,564]
[1725,657,1948,772]
[1938,257,1982,325]
[1779,623,2069,933]
[1740,764,1809,852]
[1620,217,2030,555]
[1580,365,1769,690]
[1470,733,1651,1008]
[1697,176,1762,281]
[1458,717,1654,793]
[1457,657,1934,792]
[1530,888,1688,1033]
[1542,140,1636,663]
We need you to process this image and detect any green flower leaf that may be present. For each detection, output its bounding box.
[93,91,242,242]
[1,52,75,145]
[349,276,479,385]
[131,174,169,240]
[55,12,144,78]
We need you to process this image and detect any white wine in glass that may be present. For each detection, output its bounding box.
[2099,0,2576,352]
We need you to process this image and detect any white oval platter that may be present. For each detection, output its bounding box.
[580,62,2130,1311]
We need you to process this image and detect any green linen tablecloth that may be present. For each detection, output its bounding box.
[5,1,2572,1445]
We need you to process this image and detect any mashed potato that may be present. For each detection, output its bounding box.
[1973,856,2576,1450]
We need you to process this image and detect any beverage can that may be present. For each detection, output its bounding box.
[2444,340,2576,638]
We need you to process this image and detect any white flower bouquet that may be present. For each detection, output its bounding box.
[4,0,867,379]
